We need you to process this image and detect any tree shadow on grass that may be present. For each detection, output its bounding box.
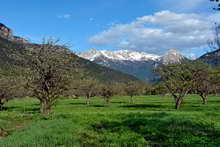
[190,105,201,108]
[5,106,39,113]
[111,101,127,104]
[69,102,87,105]
[90,104,105,108]
[209,100,220,103]
[22,107,39,112]
[3,106,23,111]
[121,104,166,109]
[89,112,220,146]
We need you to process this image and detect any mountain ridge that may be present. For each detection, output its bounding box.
[198,49,220,66]
[79,48,160,62]
[78,49,187,82]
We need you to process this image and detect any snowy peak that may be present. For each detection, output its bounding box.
[78,49,187,82]
[78,48,103,61]
[161,49,186,65]
[78,49,187,64]
[78,49,160,62]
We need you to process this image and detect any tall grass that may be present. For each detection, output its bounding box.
[0,95,220,146]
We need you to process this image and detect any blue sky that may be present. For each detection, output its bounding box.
[0,0,219,58]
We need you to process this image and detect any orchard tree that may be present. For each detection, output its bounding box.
[209,66,220,94]
[99,84,114,104]
[157,63,195,109]
[192,62,213,104]
[124,82,141,104]
[78,80,98,105]
[152,82,168,96]
[17,39,78,114]
[111,83,126,96]
[0,66,25,110]
[0,77,14,110]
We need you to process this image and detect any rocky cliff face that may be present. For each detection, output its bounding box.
[0,23,13,39]
[0,23,28,44]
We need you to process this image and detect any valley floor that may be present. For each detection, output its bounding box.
[0,95,220,147]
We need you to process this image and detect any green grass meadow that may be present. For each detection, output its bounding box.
[1,95,220,146]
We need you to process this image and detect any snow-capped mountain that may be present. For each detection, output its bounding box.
[79,48,160,62]
[160,50,186,65]
[78,49,187,82]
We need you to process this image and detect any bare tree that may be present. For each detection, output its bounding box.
[149,82,168,96]
[0,66,25,110]
[78,80,98,105]
[99,84,114,104]
[192,62,213,104]
[157,63,195,109]
[17,39,78,114]
[209,66,220,95]
[0,77,14,110]
[124,82,141,104]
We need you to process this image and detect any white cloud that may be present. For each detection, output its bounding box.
[57,14,72,19]
[89,11,219,54]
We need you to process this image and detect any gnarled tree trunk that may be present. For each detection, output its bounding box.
[200,94,208,104]
[0,99,5,110]
[175,96,183,110]
[130,96,134,104]
[40,100,51,114]
[104,97,110,105]
[86,96,91,105]
[0,102,3,110]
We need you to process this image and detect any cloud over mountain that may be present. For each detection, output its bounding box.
[89,11,218,54]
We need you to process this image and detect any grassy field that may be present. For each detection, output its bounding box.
[0,95,220,147]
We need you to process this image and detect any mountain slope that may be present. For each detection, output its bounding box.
[0,23,141,84]
[78,49,187,82]
[93,57,158,82]
[198,49,220,66]
[75,55,141,83]
[0,38,140,83]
